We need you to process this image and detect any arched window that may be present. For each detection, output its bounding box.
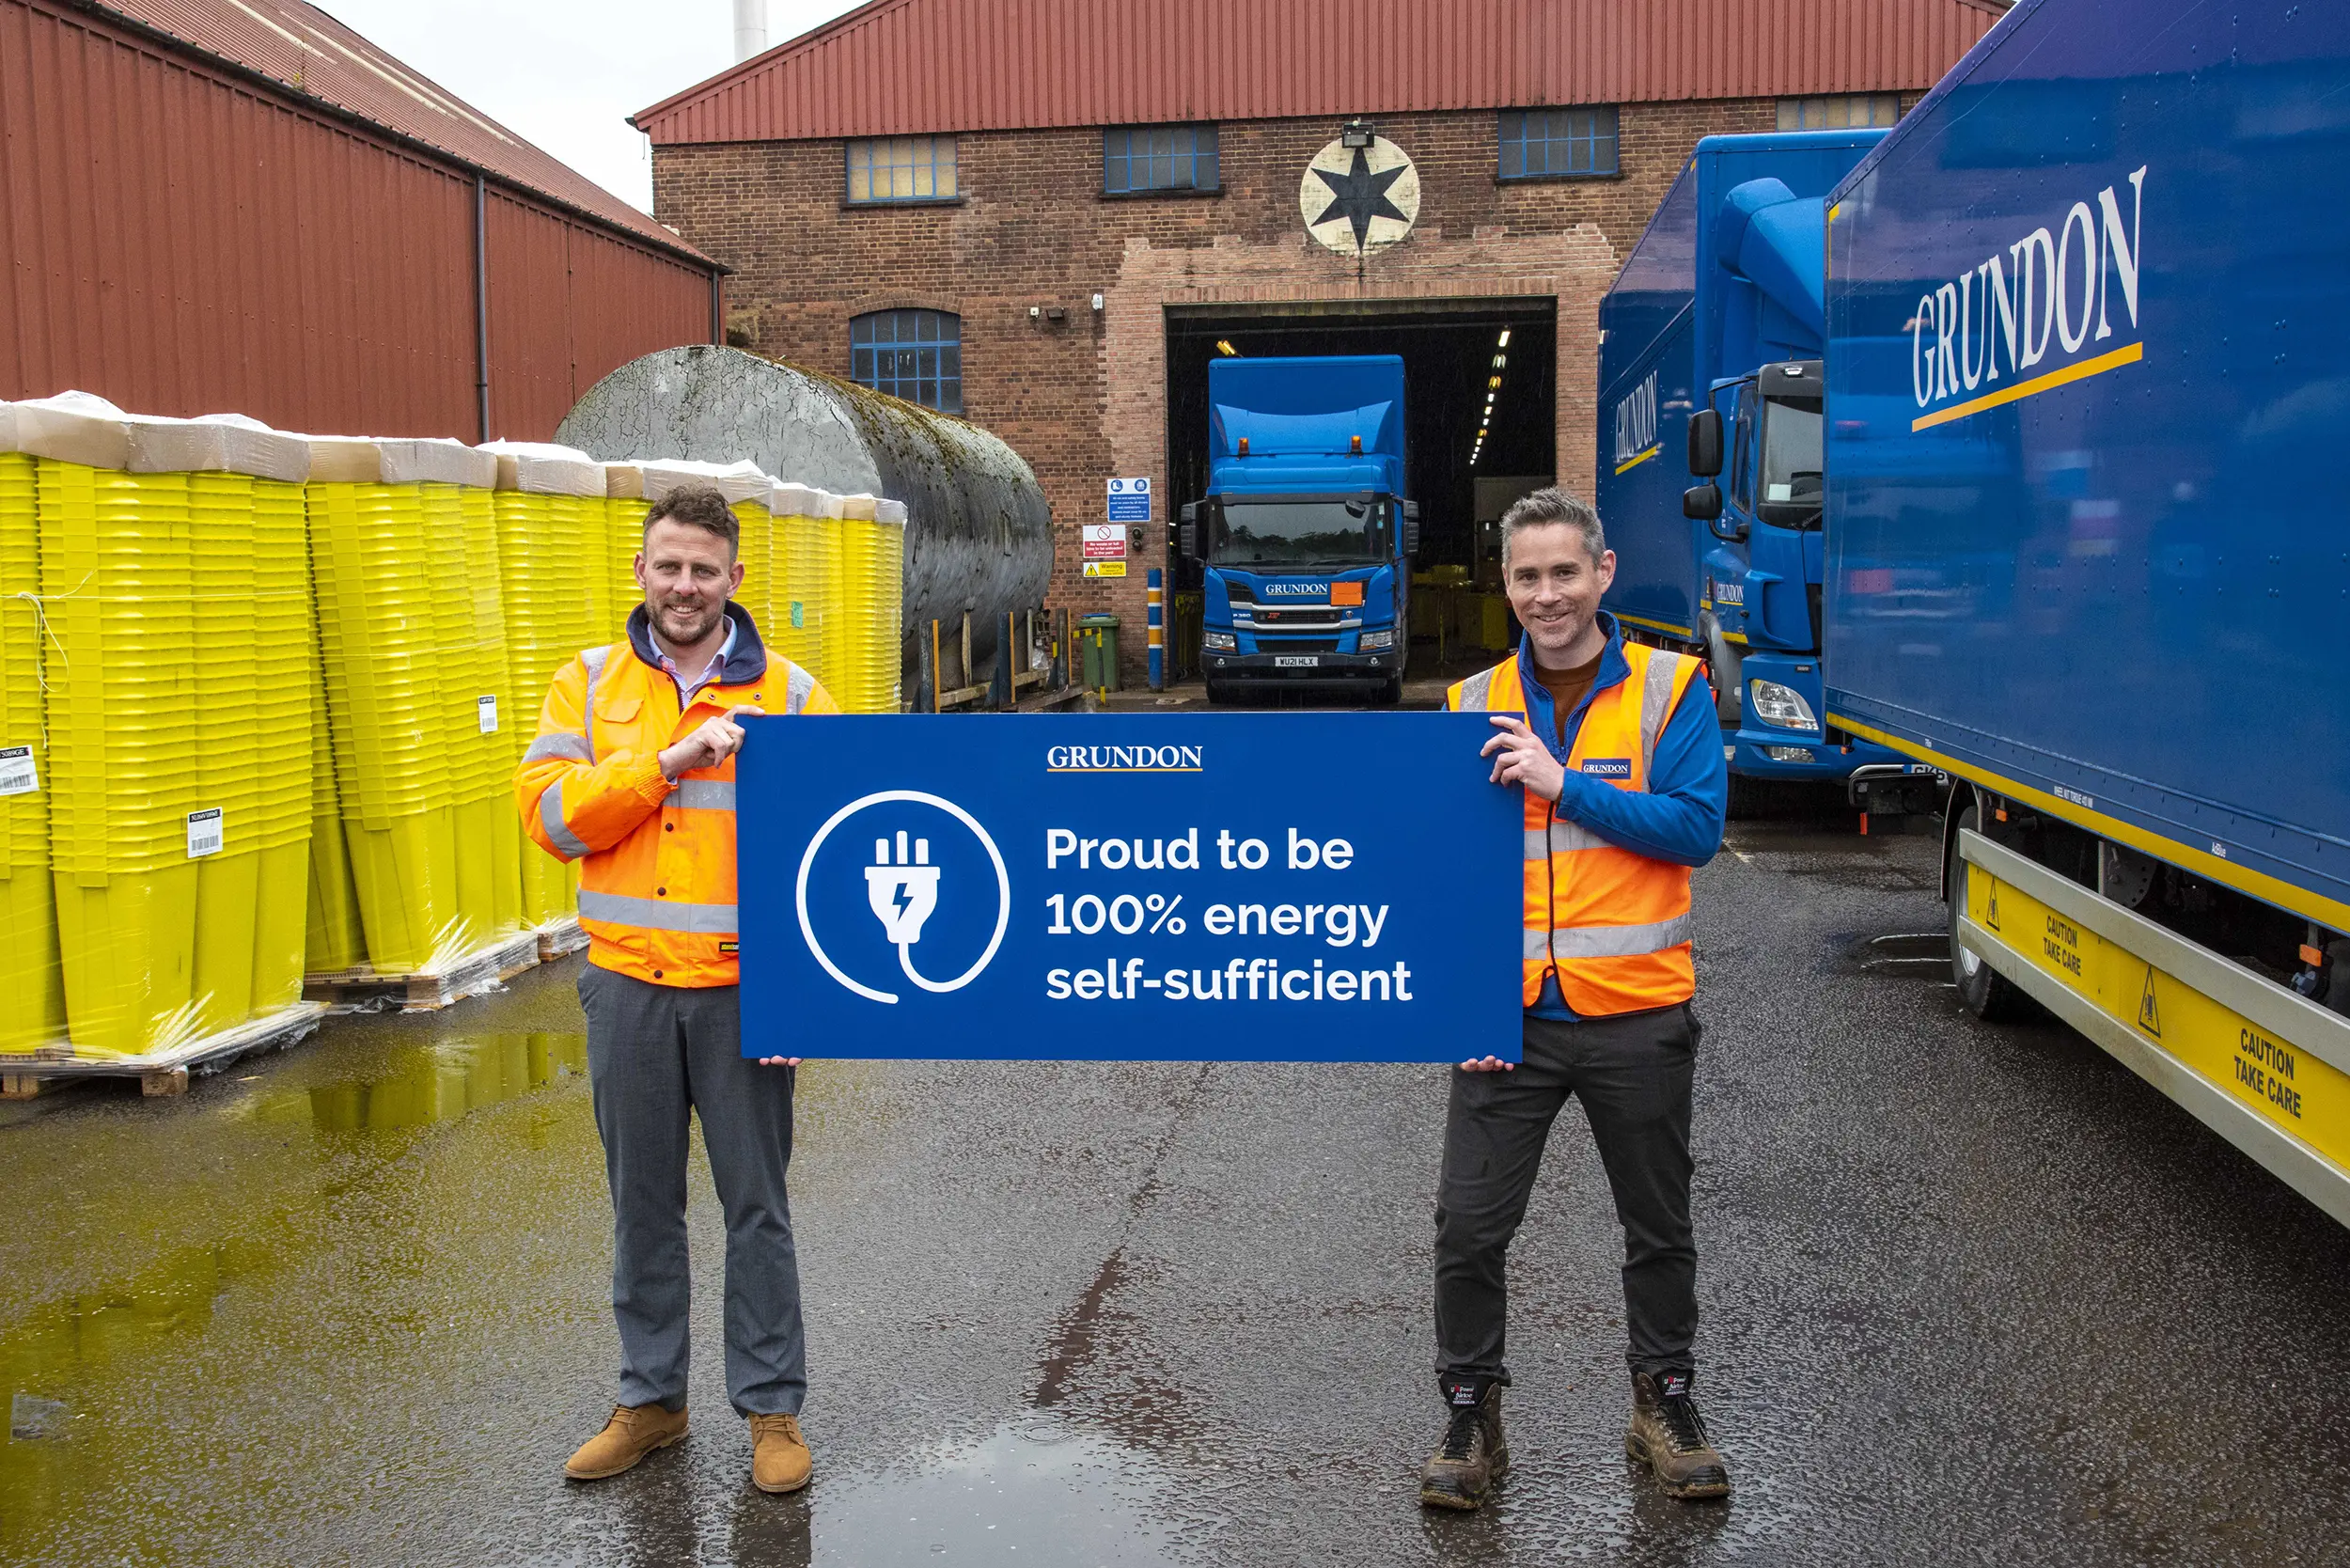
[851,309,963,414]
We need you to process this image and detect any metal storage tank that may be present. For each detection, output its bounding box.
[557,346,1054,676]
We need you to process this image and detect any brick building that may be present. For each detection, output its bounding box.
[635,0,2000,676]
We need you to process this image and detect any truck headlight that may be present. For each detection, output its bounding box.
[1747,679,1818,729]
[1358,629,1395,651]
[1203,630,1238,651]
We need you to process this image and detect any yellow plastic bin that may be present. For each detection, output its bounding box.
[0,421,66,1055]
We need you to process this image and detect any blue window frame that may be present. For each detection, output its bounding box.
[1104,124,1220,195]
[851,309,963,413]
[1497,107,1621,180]
[845,136,959,204]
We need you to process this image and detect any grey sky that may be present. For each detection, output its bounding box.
[315,1,864,212]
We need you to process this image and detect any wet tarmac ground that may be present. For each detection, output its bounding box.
[5,817,2348,1566]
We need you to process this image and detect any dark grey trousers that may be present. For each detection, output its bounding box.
[578,964,806,1416]
[1434,1004,1700,1383]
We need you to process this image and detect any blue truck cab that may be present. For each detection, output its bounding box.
[1597,131,1920,810]
[1179,355,1418,704]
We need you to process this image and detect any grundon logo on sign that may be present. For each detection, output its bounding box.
[1907,165,2146,431]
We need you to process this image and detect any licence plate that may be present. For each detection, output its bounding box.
[1275,655,1320,668]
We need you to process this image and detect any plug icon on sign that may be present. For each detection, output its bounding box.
[866,831,941,947]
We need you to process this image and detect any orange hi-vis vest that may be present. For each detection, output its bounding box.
[1447,642,1704,1016]
[517,604,836,987]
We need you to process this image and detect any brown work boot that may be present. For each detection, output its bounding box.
[1625,1371,1730,1499]
[749,1412,813,1494]
[565,1403,688,1481]
[1418,1378,1508,1511]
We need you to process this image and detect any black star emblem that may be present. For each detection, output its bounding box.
[1309,148,1410,253]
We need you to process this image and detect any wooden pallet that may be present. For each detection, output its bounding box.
[1,1000,329,1099]
[535,915,588,964]
[304,928,542,1012]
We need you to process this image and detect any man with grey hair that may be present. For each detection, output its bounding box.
[1419,487,1730,1512]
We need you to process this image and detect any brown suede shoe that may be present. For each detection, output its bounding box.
[1625,1371,1731,1500]
[1418,1382,1508,1511]
[750,1413,813,1494]
[565,1403,689,1481]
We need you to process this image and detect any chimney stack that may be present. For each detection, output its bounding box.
[733,0,767,62]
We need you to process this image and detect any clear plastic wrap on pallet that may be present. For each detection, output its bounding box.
[0,403,69,1055]
[603,463,646,640]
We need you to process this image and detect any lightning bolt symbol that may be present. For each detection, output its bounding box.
[892,882,915,918]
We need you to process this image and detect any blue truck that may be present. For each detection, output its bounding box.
[1178,355,1418,705]
[1597,130,1929,815]
[1821,0,2350,1221]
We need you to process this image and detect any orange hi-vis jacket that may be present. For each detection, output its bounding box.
[517,603,836,987]
[1447,640,1705,1016]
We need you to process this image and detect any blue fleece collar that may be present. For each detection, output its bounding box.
[627,600,769,687]
[1515,611,1629,761]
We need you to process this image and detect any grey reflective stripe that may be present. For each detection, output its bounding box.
[540,780,590,860]
[1521,913,1695,962]
[672,779,735,810]
[1637,651,1684,779]
[576,889,739,934]
[1524,820,1607,859]
[525,731,592,764]
[580,644,614,760]
[783,661,817,715]
[1452,666,1496,713]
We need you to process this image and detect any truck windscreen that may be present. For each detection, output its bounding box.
[1209,497,1389,568]
[1758,398,1823,527]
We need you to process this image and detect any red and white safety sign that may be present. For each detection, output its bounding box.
[1081,524,1127,560]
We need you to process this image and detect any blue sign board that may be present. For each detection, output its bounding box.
[736,713,1523,1061]
[1105,476,1152,522]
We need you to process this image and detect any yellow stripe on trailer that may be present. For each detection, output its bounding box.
[1613,611,1695,641]
[1956,829,2350,1225]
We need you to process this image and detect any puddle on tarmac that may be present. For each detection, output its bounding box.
[809,1417,1191,1566]
[242,1029,587,1133]
[1845,932,1955,983]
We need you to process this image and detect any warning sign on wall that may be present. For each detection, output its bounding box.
[1081,525,1126,560]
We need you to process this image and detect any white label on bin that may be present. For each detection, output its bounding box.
[478,695,499,734]
[0,745,35,796]
[187,808,224,858]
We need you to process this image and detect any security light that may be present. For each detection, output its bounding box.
[1340,119,1375,149]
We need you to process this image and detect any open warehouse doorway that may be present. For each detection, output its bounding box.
[1163,298,1558,689]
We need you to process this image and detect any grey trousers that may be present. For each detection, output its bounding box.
[578,964,806,1416]
[1434,1004,1700,1384]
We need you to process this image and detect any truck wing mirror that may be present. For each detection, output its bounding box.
[1178,503,1199,561]
[1683,483,1724,523]
[1687,409,1723,478]
[1400,499,1421,558]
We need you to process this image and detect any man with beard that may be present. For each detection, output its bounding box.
[518,482,836,1495]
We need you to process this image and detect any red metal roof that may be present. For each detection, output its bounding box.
[74,0,713,263]
[634,0,2003,146]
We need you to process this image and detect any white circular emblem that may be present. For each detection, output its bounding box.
[795,790,1011,1004]
[1300,136,1420,257]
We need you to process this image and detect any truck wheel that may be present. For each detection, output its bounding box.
[1726,770,1766,821]
[1948,805,2032,1022]
[1371,673,1403,707]
[1205,680,1236,706]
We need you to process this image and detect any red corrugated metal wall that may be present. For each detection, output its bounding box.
[1,0,714,440]
[638,0,2000,145]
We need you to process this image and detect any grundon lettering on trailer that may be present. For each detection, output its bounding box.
[1908,165,2146,431]
[1612,369,1660,475]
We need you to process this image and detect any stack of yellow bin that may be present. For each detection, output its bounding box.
[123,413,316,1029]
[825,490,907,713]
[481,442,609,930]
[0,404,68,1056]
[20,396,207,1058]
[307,437,458,975]
[603,465,645,631]
[773,483,833,685]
